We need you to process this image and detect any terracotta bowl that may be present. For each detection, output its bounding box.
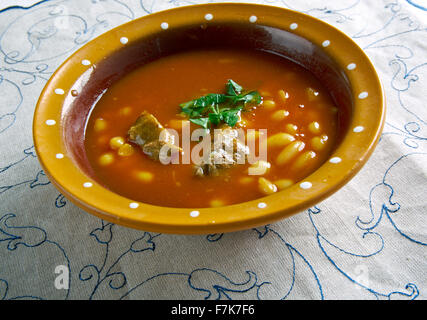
[33,3,385,234]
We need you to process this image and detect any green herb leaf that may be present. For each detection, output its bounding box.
[189,117,210,129]
[222,109,241,127]
[180,93,227,109]
[179,79,260,128]
[181,106,204,118]
[226,79,243,96]
[208,113,222,126]
[233,91,261,105]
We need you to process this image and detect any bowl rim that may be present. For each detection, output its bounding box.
[33,3,386,234]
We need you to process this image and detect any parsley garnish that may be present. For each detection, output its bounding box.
[180,80,261,129]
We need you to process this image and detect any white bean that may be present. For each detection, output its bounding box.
[308,121,321,134]
[258,177,278,195]
[276,141,305,166]
[264,132,295,148]
[306,87,319,101]
[292,151,317,169]
[311,135,328,151]
[274,179,294,190]
[285,124,298,135]
[263,100,276,109]
[271,109,290,121]
[278,89,289,102]
[248,160,271,176]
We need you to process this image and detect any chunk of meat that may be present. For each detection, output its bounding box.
[128,111,165,146]
[128,111,182,162]
[194,126,249,177]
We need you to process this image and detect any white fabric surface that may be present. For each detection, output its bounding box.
[0,0,426,300]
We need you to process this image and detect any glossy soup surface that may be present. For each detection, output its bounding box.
[85,49,341,208]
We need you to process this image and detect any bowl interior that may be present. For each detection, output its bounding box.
[62,22,353,179]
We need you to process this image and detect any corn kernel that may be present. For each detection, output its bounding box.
[275,179,294,190]
[94,118,107,132]
[135,171,153,182]
[271,109,290,121]
[99,152,114,166]
[258,177,278,195]
[109,136,125,150]
[118,143,135,156]
[263,100,276,109]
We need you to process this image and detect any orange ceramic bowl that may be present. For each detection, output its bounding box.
[33,3,385,234]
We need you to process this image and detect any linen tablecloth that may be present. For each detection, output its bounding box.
[0,0,426,300]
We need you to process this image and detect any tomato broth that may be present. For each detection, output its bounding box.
[85,49,341,208]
